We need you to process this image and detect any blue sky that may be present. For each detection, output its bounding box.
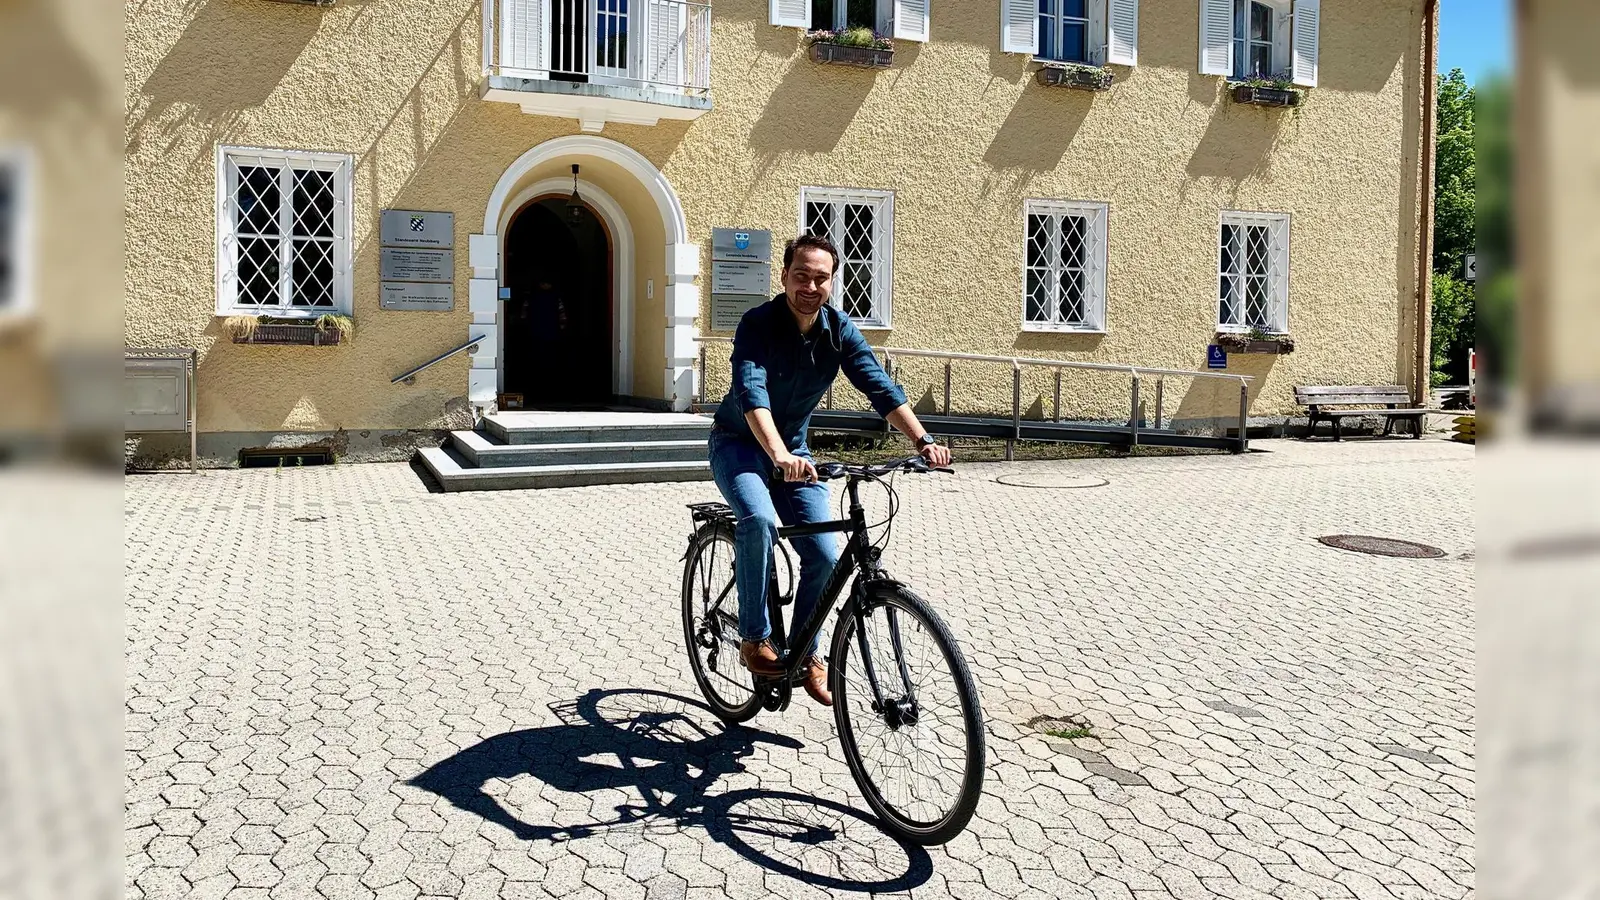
[1438,0,1510,83]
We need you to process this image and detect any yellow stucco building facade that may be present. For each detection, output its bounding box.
[124,0,1436,463]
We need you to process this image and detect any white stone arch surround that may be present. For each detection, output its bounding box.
[469,135,698,412]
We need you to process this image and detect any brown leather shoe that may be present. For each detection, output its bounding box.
[802,656,833,707]
[740,639,784,678]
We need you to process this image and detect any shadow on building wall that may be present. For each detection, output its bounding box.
[983,71,1093,175]
[128,0,322,158]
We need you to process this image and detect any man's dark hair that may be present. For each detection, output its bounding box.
[783,232,839,274]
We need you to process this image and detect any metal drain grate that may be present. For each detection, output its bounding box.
[1317,534,1446,559]
[995,473,1110,489]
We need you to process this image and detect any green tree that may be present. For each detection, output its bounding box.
[1430,272,1475,386]
[1473,74,1514,385]
[1430,69,1478,383]
[1433,69,1476,273]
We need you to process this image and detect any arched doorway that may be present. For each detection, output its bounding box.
[501,196,612,407]
[473,134,700,413]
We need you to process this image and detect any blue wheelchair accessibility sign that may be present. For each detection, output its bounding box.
[1207,345,1228,369]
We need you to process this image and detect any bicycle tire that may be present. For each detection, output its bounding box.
[829,583,985,845]
[681,521,763,724]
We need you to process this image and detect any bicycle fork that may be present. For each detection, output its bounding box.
[850,586,921,729]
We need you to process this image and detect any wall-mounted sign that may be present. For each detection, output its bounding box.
[712,294,767,330]
[1207,345,1228,369]
[380,209,454,248]
[380,248,453,283]
[125,358,190,433]
[380,209,455,309]
[712,261,770,296]
[381,281,454,311]
[712,227,772,263]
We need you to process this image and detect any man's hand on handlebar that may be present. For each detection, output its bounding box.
[772,451,819,483]
[918,440,952,469]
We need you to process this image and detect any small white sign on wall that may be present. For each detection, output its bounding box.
[381,282,454,311]
[712,261,771,296]
[712,294,766,330]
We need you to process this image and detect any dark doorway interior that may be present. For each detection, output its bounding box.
[502,197,612,407]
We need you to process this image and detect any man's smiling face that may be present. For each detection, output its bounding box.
[782,246,835,320]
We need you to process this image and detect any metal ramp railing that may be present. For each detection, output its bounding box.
[694,337,1255,456]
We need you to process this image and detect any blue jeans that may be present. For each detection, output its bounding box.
[707,430,840,658]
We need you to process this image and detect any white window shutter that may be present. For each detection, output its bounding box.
[1001,0,1038,55]
[770,0,810,29]
[1105,0,1138,66]
[1292,0,1320,87]
[646,0,686,87]
[892,0,930,42]
[500,0,548,74]
[1198,0,1232,75]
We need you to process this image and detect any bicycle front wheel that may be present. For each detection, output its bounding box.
[681,521,762,724]
[829,584,985,845]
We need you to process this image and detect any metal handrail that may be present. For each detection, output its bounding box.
[693,336,1255,455]
[391,336,486,385]
[693,337,1252,385]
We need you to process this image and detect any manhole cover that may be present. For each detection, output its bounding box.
[1317,534,1445,558]
[995,473,1109,489]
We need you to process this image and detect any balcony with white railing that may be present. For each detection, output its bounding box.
[483,0,712,132]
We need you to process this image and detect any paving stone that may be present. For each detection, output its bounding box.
[124,440,1472,899]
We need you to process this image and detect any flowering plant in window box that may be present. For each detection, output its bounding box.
[1230,74,1303,108]
[1036,62,1115,92]
[1216,328,1294,354]
[224,313,353,346]
[806,28,894,68]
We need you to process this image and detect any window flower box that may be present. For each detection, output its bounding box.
[807,28,894,69]
[1230,82,1303,108]
[224,314,352,346]
[1216,331,1295,354]
[1036,62,1115,92]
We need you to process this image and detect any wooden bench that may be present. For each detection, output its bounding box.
[1295,385,1431,440]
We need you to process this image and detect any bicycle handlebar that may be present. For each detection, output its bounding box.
[772,455,954,483]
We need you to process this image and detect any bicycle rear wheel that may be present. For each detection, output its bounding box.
[830,584,985,845]
[681,521,762,723]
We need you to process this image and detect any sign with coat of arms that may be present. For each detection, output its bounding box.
[711,227,770,264]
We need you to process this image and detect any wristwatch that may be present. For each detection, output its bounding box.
[917,434,938,449]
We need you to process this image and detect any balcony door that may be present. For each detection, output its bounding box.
[499,0,633,83]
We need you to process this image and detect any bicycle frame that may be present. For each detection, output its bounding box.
[759,474,917,717]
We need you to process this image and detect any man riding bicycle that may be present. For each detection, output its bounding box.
[708,233,952,708]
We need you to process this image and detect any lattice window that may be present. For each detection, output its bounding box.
[217,147,352,316]
[1023,200,1107,332]
[801,186,893,328]
[1219,211,1289,333]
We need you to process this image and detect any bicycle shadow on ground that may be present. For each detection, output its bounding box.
[408,687,934,893]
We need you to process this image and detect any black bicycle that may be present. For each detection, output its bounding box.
[680,455,985,845]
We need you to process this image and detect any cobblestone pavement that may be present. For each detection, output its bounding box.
[126,437,1474,900]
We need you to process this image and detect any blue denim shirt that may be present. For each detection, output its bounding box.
[713,296,907,451]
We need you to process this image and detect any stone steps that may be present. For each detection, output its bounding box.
[416,410,715,492]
